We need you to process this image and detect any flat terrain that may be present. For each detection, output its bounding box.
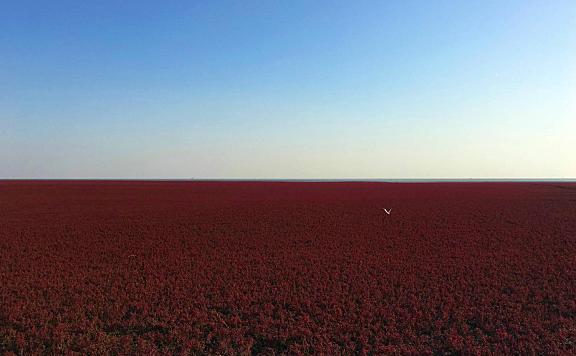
[1,181,575,354]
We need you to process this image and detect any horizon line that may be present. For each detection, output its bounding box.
[1,178,576,183]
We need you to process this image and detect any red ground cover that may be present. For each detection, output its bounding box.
[1,181,575,354]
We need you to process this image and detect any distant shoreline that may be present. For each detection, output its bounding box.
[1,179,575,183]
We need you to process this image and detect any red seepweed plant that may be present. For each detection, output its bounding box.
[1,181,575,354]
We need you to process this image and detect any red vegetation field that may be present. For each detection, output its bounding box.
[1,181,575,354]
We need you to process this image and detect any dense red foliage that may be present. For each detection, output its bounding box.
[1,181,575,354]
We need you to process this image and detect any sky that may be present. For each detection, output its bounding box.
[1,0,575,179]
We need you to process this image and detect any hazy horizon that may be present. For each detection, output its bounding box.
[2,1,575,179]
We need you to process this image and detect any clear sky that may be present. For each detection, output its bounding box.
[1,0,575,179]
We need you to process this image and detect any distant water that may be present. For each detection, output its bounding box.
[3,178,576,183]
[174,178,576,183]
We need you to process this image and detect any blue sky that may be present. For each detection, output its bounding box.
[1,0,575,178]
